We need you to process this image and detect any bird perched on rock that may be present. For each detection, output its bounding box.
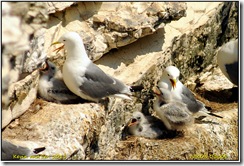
[125,111,165,139]
[38,59,83,104]
[153,87,194,130]
[217,39,238,86]
[157,66,222,119]
[2,140,45,160]
[51,32,136,102]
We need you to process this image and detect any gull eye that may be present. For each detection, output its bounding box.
[63,39,66,42]
[137,116,141,120]
[51,67,55,70]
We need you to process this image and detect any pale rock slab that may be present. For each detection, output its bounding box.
[46,2,76,14]
[46,2,186,61]
[2,2,49,127]
[2,102,105,160]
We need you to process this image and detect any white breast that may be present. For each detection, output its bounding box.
[62,60,90,100]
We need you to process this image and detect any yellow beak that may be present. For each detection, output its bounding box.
[170,79,176,89]
[51,41,61,46]
[51,41,64,53]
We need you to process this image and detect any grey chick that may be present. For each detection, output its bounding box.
[38,60,84,104]
[2,140,45,160]
[153,86,194,130]
[126,111,165,139]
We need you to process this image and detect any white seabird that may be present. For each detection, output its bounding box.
[2,140,45,160]
[126,111,164,139]
[51,32,132,102]
[157,66,222,118]
[38,60,82,104]
[217,39,238,86]
[153,87,194,130]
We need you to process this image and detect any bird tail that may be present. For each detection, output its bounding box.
[207,112,223,119]
[204,106,223,118]
[196,107,223,119]
[33,147,46,154]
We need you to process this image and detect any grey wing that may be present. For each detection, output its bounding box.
[180,86,204,113]
[79,63,129,99]
[2,141,30,160]
[49,78,80,102]
[163,105,192,124]
[225,62,238,85]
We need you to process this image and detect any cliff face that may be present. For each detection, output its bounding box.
[2,2,238,160]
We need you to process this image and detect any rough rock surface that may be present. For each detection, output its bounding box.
[46,2,186,61]
[2,2,49,125]
[2,100,104,160]
[113,109,238,160]
[2,2,239,161]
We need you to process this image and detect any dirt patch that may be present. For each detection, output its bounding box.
[2,99,48,141]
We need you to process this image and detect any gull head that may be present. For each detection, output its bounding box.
[164,66,180,89]
[39,60,56,77]
[58,32,83,45]
[51,32,84,53]
[128,112,145,127]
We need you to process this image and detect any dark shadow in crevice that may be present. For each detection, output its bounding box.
[197,87,238,103]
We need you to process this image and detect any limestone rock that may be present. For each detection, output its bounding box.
[112,109,238,160]
[23,28,47,74]
[170,2,238,85]
[2,101,105,160]
[92,2,238,160]
[46,2,187,61]
[46,2,76,14]
[197,66,234,91]
[2,55,11,109]
[2,71,39,128]
[2,2,49,127]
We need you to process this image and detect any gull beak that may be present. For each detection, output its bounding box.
[51,41,61,46]
[152,86,161,96]
[51,41,64,53]
[128,118,138,127]
[170,79,176,89]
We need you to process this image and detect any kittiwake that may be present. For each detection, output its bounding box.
[217,39,238,86]
[51,32,134,102]
[157,66,223,119]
